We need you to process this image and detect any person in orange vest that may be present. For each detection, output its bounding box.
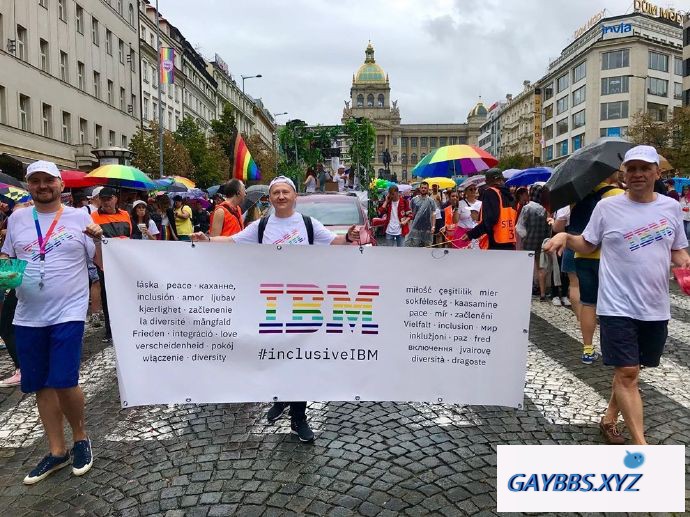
[461,168,516,250]
[209,179,246,238]
[441,190,459,246]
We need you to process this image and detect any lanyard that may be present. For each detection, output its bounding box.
[32,206,64,289]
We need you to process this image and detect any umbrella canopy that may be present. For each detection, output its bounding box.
[165,175,195,189]
[659,155,673,172]
[423,177,456,190]
[85,165,156,190]
[458,175,486,190]
[397,184,413,194]
[241,188,271,213]
[412,145,498,178]
[152,178,188,192]
[502,169,521,179]
[0,171,26,188]
[545,137,634,211]
[207,185,221,196]
[246,184,269,196]
[505,167,553,187]
[60,169,105,188]
[0,183,30,204]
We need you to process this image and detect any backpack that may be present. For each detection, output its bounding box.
[568,185,616,234]
[258,214,314,245]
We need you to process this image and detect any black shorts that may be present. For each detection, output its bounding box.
[599,316,668,367]
[575,258,599,306]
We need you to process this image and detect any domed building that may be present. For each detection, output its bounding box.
[342,43,487,180]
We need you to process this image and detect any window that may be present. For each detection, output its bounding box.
[600,101,629,120]
[543,104,553,121]
[59,51,68,81]
[77,61,85,90]
[430,137,437,148]
[544,145,553,161]
[377,94,384,107]
[41,103,52,137]
[152,101,157,117]
[572,134,584,152]
[39,0,47,8]
[58,0,65,21]
[400,137,407,147]
[40,39,49,72]
[647,77,667,97]
[674,82,682,100]
[76,5,83,33]
[647,102,667,122]
[0,85,6,124]
[16,25,27,61]
[439,137,447,146]
[152,65,157,87]
[130,49,135,72]
[556,118,568,136]
[411,153,417,164]
[602,49,629,70]
[543,82,554,100]
[543,124,553,141]
[142,60,149,83]
[572,110,585,129]
[143,97,149,120]
[648,51,668,72]
[556,73,569,93]
[93,71,101,98]
[572,61,586,83]
[601,76,629,95]
[401,153,407,164]
[106,29,112,55]
[556,140,568,157]
[674,57,682,76]
[366,94,374,107]
[410,137,417,147]
[79,118,87,144]
[95,124,102,148]
[450,136,458,145]
[118,40,124,64]
[119,87,125,110]
[19,94,31,131]
[107,80,113,104]
[420,137,428,147]
[556,96,568,115]
[174,85,179,102]
[92,17,99,45]
[109,130,115,146]
[121,134,127,148]
[117,0,123,15]
[131,94,136,116]
[572,85,585,106]
[128,3,135,25]
[61,111,71,142]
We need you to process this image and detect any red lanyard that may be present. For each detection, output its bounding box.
[32,206,64,288]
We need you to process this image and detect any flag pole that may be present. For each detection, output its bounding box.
[156,0,163,179]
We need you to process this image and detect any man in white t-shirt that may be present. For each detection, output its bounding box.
[192,176,359,443]
[545,146,690,445]
[1,161,103,484]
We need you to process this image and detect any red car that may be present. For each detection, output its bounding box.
[270,193,377,246]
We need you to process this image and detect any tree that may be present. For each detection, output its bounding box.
[627,107,690,176]
[343,117,376,186]
[129,121,193,178]
[210,103,238,165]
[195,138,229,189]
[497,153,532,171]
[174,116,207,170]
[277,121,341,186]
[245,133,277,183]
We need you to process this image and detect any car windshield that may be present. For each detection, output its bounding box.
[296,199,363,226]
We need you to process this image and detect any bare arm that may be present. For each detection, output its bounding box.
[672,249,690,268]
[551,218,567,234]
[209,208,225,237]
[543,232,597,256]
[330,225,360,245]
[191,232,235,243]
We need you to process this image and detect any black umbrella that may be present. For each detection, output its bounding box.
[241,186,269,213]
[0,171,26,188]
[546,137,634,211]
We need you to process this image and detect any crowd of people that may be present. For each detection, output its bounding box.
[0,143,688,484]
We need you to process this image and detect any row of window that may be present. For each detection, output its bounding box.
[46,0,135,27]
[544,128,632,162]
[142,96,180,131]
[0,85,128,148]
[355,93,385,108]
[398,136,468,148]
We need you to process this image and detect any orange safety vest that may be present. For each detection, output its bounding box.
[479,187,516,245]
[91,209,132,239]
[210,202,244,237]
[443,206,457,238]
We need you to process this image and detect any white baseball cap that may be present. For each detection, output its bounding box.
[132,200,147,209]
[91,186,104,198]
[622,145,659,166]
[269,175,296,192]
[26,160,61,179]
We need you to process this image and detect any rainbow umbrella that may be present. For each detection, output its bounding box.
[85,165,155,190]
[412,145,498,178]
[0,183,31,204]
[165,175,195,189]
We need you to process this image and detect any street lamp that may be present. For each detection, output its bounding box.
[272,112,288,161]
[241,74,262,95]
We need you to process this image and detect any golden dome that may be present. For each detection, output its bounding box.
[468,100,488,118]
[354,42,388,84]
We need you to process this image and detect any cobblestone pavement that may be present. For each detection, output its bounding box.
[0,292,689,516]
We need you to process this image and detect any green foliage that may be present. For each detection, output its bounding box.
[343,117,376,186]
[278,121,341,186]
[129,121,193,178]
[210,103,238,165]
[245,133,277,183]
[173,116,227,189]
[497,153,532,171]
[627,107,690,176]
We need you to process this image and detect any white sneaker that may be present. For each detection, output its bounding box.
[0,369,21,387]
[552,297,562,306]
[561,297,571,307]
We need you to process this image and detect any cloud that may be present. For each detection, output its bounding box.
[154,0,634,125]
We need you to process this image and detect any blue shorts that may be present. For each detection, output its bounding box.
[600,316,667,367]
[575,258,599,305]
[561,248,576,273]
[15,321,85,393]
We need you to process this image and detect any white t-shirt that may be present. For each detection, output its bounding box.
[305,175,316,193]
[386,200,401,236]
[555,205,571,226]
[2,206,96,326]
[679,196,690,222]
[138,220,160,240]
[335,174,346,192]
[232,212,336,245]
[457,199,481,229]
[582,194,688,321]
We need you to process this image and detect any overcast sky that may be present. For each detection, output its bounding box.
[157,0,662,125]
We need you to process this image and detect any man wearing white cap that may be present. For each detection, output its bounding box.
[545,145,690,446]
[1,160,103,483]
[192,175,359,443]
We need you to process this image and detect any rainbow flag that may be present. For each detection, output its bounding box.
[233,134,261,181]
[159,47,175,84]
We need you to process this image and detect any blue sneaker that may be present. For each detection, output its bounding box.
[581,351,600,365]
[71,438,93,476]
[23,452,71,485]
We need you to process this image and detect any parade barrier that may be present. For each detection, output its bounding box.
[103,240,533,408]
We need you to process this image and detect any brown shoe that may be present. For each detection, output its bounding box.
[599,417,625,445]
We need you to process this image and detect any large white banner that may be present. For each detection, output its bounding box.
[103,240,533,408]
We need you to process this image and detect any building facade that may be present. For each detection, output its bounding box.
[478,100,505,158]
[538,11,683,165]
[497,81,542,161]
[0,0,140,172]
[684,14,689,105]
[342,43,486,180]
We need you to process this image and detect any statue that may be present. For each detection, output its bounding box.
[391,99,400,117]
[392,100,398,109]
[344,100,350,109]
[382,148,391,172]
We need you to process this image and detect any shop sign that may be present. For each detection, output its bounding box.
[633,0,683,25]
